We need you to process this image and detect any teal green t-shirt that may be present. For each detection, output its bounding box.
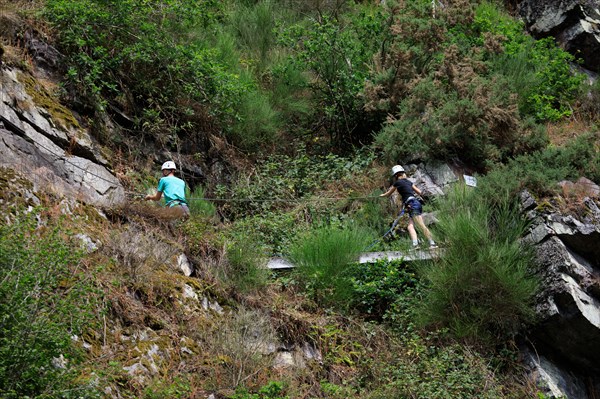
[157,175,187,206]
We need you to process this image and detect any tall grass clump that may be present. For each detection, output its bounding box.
[289,224,371,308]
[418,185,538,343]
[228,0,279,69]
[223,238,269,293]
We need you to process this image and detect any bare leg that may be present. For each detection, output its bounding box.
[407,218,418,243]
[414,215,434,242]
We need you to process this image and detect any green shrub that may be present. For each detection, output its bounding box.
[418,185,538,342]
[349,260,419,319]
[43,0,285,151]
[0,216,101,398]
[143,377,191,399]
[367,338,507,399]
[44,0,224,111]
[229,88,280,151]
[370,0,585,168]
[222,147,376,219]
[523,38,585,121]
[227,210,304,256]
[473,2,585,122]
[280,4,386,145]
[351,194,392,237]
[289,224,372,308]
[267,55,312,128]
[228,0,279,69]
[375,66,543,169]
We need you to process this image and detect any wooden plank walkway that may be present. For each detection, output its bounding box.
[266,248,443,270]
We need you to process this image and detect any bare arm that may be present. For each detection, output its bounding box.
[412,184,422,196]
[145,191,163,201]
[380,185,396,198]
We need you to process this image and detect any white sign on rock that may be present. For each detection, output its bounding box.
[464,175,477,187]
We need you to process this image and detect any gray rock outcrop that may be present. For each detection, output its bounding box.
[518,0,600,72]
[522,187,600,398]
[1,67,124,207]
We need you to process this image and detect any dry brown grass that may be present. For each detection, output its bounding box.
[0,0,43,12]
[546,118,594,147]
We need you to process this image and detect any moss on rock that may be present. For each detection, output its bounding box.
[17,71,80,130]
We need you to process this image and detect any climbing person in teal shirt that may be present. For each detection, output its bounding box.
[145,161,190,218]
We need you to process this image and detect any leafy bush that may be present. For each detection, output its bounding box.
[369,0,586,169]
[229,88,280,150]
[221,147,376,219]
[350,194,393,238]
[349,260,419,319]
[367,338,507,399]
[289,224,372,308]
[231,381,288,399]
[369,2,542,169]
[0,216,101,398]
[226,210,304,256]
[43,0,283,151]
[375,64,545,169]
[228,0,280,70]
[418,185,538,342]
[143,377,191,399]
[44,0,222,107]
[473,2,585,121]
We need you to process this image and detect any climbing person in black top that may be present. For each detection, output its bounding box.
[380,165,437,249]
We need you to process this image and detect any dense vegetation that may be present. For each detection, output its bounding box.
[40,0,599,164]
[2,0,600,397]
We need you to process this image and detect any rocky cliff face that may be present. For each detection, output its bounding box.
[1,11,124,208]
[1,65,124,207]
[518,0,600,73]
[521,182,600,399]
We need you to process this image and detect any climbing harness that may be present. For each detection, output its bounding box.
[165,199,188,207]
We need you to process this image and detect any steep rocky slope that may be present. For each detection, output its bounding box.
[521,185,600,398]
[3,3,600,398]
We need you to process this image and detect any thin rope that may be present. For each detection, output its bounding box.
[4,114,600,205]
[1,115,382,204]
[125,191,379,203]
[363,208,406,251]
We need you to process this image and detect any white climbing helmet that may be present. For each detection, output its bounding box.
[161,161,177,170]
[391,165,404,176]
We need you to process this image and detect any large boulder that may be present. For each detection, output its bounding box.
[518,0,600,72]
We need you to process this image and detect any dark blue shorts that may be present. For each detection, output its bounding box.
[406,198,422,217]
